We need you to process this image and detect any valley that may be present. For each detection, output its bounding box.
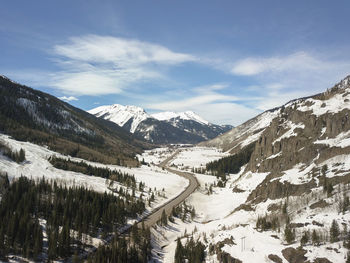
[0,75,350,263]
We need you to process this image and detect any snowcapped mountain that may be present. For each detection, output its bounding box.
[88,105,233,144]
[88,104,150,133]
[155,75,350,262]
[152,111,209,125]
[0,76,149,165]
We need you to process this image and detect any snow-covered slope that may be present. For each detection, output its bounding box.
[151,75,350,263]
[88,104,150,133]
[0,75,148,165]
[200,109,279,154]
[88,105,232,144]
[152,110,209,125]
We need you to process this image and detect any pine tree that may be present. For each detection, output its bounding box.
[330,219,340,243]
[284,224,295,244]
[346,251,350,263]
[18,148,25,162]
[300,231,309,246]
[161,209,168,226]
[174,238,184,263]
[33,222,43,260]
[312,229,320,246]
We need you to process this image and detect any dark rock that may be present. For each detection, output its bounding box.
[268,203,281,212]
[312,220,324,227]
[268,254,283,263]
[310,200,329,209]
[217,252,242,263]
[234,204,254,212]
[314,258,332,263]
[282,247,307,263]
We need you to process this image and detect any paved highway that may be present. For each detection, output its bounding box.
[137,150,199,228]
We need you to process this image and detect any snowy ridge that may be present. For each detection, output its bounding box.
[89,104,231,143]
[88,104,151,133]
[151,110,209,125]
[200,109,279,153]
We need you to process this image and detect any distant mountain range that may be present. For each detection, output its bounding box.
[88,105,233,144]
[0,75,150,165]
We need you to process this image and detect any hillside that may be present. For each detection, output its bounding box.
[0,76,151,165]
[89,105,232,144]
[149,75,350,262]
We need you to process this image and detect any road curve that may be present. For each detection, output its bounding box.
[76,149,199,261]
[137,150,199,228]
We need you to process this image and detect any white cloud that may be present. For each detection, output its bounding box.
[50,35,195,95]
[194,102,260,125]
[148,93,240,112]
[229,51,350,112]
[231,52,322,76]
[145,83,260,125]
[192,83,229,93]
[147,98,259,126]
[54,35,195,66]
[59,96,78,102]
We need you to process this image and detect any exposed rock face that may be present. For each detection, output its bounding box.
[282,247,307,263]
[209,238,242,263]
[199,109,279,154]
[247,177,317,204]
[219,76,350,203]
[268,254,283,263]
[309,200,329,209]
[313,258,332,263]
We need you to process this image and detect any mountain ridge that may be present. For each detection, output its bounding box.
[0,75,151,165]
[89,104,233,144]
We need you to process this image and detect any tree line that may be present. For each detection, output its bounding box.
[88,222,152,263]
[0,141,25,163]
[174,237,205,263]
[49,156,137,188]
[0,174,146,261]
[206,142,255,176]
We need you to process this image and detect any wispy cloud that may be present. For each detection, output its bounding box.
[146,83,260,125]
[59,96,78,102]
[229,51,350,111]
[50,35,196,95]
[231,52,324,76]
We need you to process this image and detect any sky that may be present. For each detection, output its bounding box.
[1,0,350,126]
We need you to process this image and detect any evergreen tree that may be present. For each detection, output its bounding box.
[330,219,340,243]
[161,209,168,226]
[346,251,350,263]
[284,224,295,244]
[300,231,309,246]
[174,238,184,263]
[312,230,320,246]
[18,148,25,162]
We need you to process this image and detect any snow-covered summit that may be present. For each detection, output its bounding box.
[88,105,231,144]
[88,104,151,133]
[152,111,209,125]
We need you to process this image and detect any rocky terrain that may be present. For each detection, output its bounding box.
[152,76,350,263]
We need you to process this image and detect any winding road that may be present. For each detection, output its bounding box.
[137,149,199,228]
[78,149,199,262]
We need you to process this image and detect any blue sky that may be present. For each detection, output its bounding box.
[1,0,350,125]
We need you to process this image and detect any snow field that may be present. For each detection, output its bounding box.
[169,146,228,169]
[138,147,175,165]
[0,134,188,218]
[151,146,350,262]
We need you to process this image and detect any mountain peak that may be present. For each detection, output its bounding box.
[151,110,209,125]
[88,104,150,133]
